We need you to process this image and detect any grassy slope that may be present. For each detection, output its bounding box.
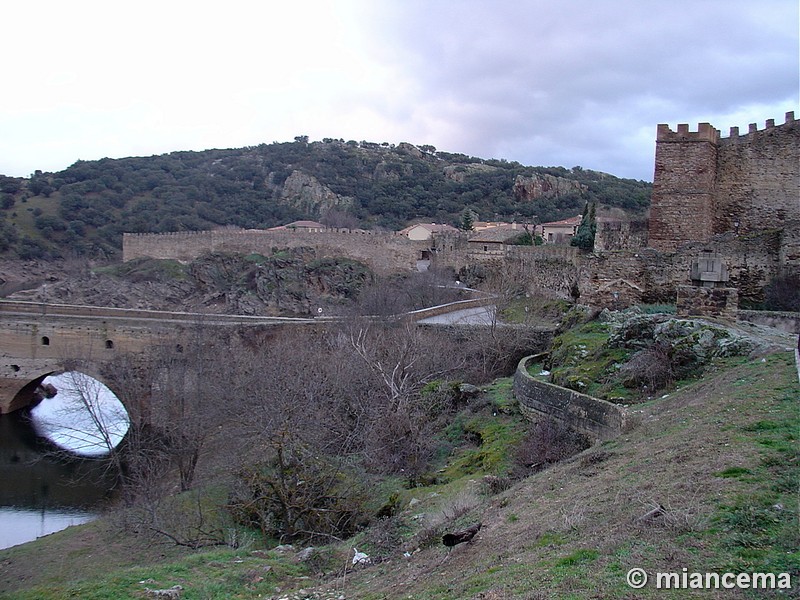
[336,351,799,599]
[1,352,797,599]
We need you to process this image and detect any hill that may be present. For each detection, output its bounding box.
[0,314,795,599]
[0,139,651,259]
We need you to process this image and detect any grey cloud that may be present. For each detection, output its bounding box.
[363,0,799,179]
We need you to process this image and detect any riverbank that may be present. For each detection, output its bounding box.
[1,347,797,598]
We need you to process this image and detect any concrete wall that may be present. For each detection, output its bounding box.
[513,355,628,442]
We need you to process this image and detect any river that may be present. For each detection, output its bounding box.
[0,372,129,550]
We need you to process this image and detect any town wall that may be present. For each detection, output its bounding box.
[579,228,783,309]
[121,114,797,311]
[648,122,719,251]
[123,228,425,274]
[648,113,799,269]
[594,219,649,251]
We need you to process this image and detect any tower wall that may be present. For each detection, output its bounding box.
[648,113,799,268]
[648,123,719,251]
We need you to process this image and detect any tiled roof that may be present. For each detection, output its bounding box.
[541,215,582,227]
[468,224,526,243]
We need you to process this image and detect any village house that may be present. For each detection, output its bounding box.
[540,215,582,244]
[467,223,528,259]
[399,223,459,241]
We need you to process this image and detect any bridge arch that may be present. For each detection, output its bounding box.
[7,368,131,456]
[6,366,123,415]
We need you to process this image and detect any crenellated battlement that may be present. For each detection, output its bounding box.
[722,111,797,140]
[658,112,797,144]
[649,112,799,257]
[656,122,720,143]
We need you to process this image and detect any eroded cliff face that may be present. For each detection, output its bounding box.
[512,173,587,201]
[7,252,372,317]
[279,171,353,217]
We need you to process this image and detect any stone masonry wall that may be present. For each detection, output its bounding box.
[648,113,799,268]
[715,118,800,239]
[594,219,649,251]
[648,123,719,251]
[580,229,782,309]
[513,355,627,442]
[123,229,425,274]
[676,286,739,320]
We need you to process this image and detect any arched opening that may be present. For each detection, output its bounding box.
[30,372,130,457]
[8,371,130,457]
[105,340,114,350]
[41,336,50,346]
[0,373,125,549]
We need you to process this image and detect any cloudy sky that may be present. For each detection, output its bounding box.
[1,0,797,181]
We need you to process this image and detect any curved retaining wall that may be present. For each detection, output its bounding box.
[513,354,628,442]
[738,310,800,334]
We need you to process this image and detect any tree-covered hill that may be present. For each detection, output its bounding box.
[0,139,651,259]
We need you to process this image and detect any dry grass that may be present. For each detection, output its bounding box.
[2,350,797,599]
[326,351,799,599]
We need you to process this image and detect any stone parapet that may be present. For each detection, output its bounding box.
[676,285,738,321]
[513,355,627,442]
[738,310,800,334]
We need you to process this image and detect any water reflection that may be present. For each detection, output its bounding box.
[30,372,130,457]
[0,372,128,549]
[0,507,95,550]
[0,411,116,548]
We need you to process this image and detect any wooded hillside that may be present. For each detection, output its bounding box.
[0,139,651,259]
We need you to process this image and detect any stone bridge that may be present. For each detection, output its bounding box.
[0,300,318,414]
[0,296,533,415]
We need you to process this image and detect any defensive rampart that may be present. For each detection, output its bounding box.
[513,354,628,442]
[649,112,799,265]
[123,228,426,274]
[580,228,784,308]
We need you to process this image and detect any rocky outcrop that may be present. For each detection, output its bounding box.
[9,252,372,317]
[513,174,587,201]
[279,171,353,217]
[443,163,498,183]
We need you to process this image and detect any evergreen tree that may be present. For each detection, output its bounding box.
[460,208,476,231]
[570,202,596,251]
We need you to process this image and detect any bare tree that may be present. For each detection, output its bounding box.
[347,319,466,476]
[35,370,130,458]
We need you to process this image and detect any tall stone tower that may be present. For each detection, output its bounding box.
[648,122,720,252]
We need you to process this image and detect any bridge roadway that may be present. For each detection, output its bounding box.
[0,300,322,414]
[0,297,498,414]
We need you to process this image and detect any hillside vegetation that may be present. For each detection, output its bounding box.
[0,312,795,599]
[0,139,651,259]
